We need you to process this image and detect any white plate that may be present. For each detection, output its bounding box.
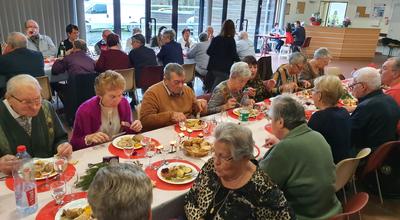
[232,108,260,118]
[33,158,57,181]
[157,162,198,185]
[181,119,206,131]
[112,135,143,150]
[54,198,88,220]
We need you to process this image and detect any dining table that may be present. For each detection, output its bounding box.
[256,34,286,56]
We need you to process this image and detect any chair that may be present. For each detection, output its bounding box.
[114,68,136,93]
[278,45,292,59]
[182,63,196,88]
[136,66,164,101]
[335,148,371,203]
[329,192,369,220]
[301,37,312,53]
[36,76,52,101]
[257,56,273,80]
[360,141,400,204]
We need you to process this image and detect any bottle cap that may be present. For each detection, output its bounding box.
[17,145,26,153]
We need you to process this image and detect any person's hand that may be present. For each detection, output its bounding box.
[57,142,73,158]
[0,155,19,175]
[263,135,280,148]
[196,99,208,113]
[302,80,311,88]
[129,120,142,132]
[247,87,256,97]
[247,99,256,107]
[264,79,276,91]
[85,132,110,145]
[171,112,187,123]
[224,98,237,110]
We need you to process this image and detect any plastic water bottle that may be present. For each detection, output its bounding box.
[13,145,38,216]
[240,89,250,108]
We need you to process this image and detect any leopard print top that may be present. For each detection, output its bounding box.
[184,159,295,220]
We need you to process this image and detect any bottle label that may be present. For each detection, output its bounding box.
[26,188,36,206]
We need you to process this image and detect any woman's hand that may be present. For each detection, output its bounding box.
[0,155,19,175]
[301,80,311,88]
[224,98,237,110]
[264,79,276,91]
[85,132,110,145]
[57,142,73,158]
[129,120,142,132]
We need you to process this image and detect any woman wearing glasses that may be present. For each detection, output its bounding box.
[70,70,142,150]
[272,52,311,94]
[185,123,294,220]
[299,47,332,87]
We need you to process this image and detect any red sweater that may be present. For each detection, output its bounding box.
[95,49,131,72]
[285,32,294,45]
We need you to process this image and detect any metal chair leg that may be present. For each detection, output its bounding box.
[375,170,384,204]
[342,187,347,204]
[352,176,358,194]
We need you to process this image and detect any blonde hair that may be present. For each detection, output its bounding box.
[314,75,345,106]
[94,70,126,96]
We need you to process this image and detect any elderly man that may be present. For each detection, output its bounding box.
[157,29,183,66]
[52,39,96,75]
[292,20,306,51]
[0,75,72,174]
[0,32,44,82]
[259,94,341,219]
[57,24,79,57]
[187,32,210,79]
[206,26,214,41]
[128,33,157,82]
[236,31,255,60]
[25,19,57,57]
[88,163,152,220]
[381,57,400,105]
[299,47,332,86]
[178,28,195,50]
[140,63,207,131]
[350,67,400,150]
[94,29,112,55]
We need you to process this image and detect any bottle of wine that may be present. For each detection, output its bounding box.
[59,42,66,57]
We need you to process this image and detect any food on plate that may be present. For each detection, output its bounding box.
[34,160,55,179]
[182,137,212,157]
[184,119,204,130]
[233,108,260,118]
[116,135,144,149]
[160,165,193,182]
[61,205,92,220]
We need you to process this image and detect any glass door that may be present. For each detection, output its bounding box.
[177,1,201,41]
[120,0,145,52]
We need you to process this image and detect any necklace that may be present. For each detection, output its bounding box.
[209,184,233,215]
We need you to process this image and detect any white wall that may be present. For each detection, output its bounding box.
[283,0,398,38]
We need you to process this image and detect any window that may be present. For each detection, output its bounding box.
[319,1,348,27]
[84,0,114,48]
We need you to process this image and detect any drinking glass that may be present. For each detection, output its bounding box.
[50,180,66,206]
[54,155,68,180]
[123,145,135,162]
[161,144,171,166]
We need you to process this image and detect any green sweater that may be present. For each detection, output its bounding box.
[0,100,68,157]
[260,124,342,220]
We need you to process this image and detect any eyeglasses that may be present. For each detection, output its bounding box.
[213,153,233,162]
[11,95,42,105]
[348,82,362,89]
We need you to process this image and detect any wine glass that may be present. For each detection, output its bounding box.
[54,155,68,180]
[161,143,172,166]
[123,145,135,162]
[50,180,66,206]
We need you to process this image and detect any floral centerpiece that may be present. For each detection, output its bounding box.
[310,13,322,26]
[343,17,351,27]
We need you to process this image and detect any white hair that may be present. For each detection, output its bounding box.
[5,74,41,97]
[353,67,381,90]
[313,47,331,59]
[230,62,251,79]
[238,31,248,40]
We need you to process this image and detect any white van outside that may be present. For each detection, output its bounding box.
[85,0,144,32]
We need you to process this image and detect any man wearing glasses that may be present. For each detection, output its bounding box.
[140,63,207,131]
[349,67,400,151]
[0,74,72,175]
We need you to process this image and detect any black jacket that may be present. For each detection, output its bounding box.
[128,45,158,82]
[207,36,240,73]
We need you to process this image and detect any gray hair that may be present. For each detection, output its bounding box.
[73,39,87,52]
[388,57,400,71]
[198,32,208,42]
[238,31,248,40]
[5,74,41,97]
[270,94,307,130]
[132,27,142,35]
[229,62,251,79]
[88,163,152,220]
[163,29,176,41]
[353,67,381,90]
[313,47,331,59]
[289,52,307,65]
[214,122,254,160]
[164,63,185,79]
[7,32,28,49]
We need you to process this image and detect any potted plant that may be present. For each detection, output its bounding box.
[310,13,322,26]
[343,17,351,27]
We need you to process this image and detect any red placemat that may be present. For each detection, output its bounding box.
[108,138,160,159]
[6,164,76,193]
[264,98,271,105]
[227,109,265,121]
[35,192,87,220]
[264,124,273,133]
[174,124,204,137]
[145,159,200,190]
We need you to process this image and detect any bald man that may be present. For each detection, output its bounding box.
[236,31,255,60]
[25,19,57,57]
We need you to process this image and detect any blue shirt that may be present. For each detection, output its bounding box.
[157,41,183,66]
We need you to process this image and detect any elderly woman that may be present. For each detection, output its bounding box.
[88,163,152,220]
[207,62,255,114]
[242,55,275,102]
[157,29,183,66]
[185,123,294,219]
[95,33,131,72]
[70,70,142,150]
[308,75,352,163]
[299,47,332,86]
[259,94,341,219]
[272,52,311,94]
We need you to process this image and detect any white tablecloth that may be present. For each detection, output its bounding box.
[44,63,68,83]
[0,112,273,220]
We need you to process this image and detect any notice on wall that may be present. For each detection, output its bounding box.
[373,3,385,17]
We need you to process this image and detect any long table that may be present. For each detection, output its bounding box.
[0,111,273,220]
